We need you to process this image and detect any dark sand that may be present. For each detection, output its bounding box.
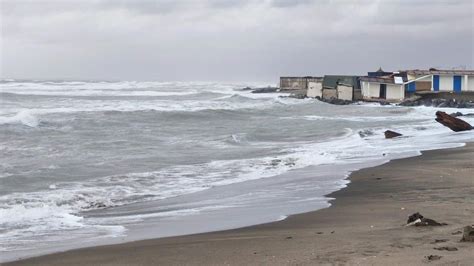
[6,144,474,265]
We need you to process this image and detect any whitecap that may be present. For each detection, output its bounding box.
[0,110,40,127]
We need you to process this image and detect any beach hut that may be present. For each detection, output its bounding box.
[321,75,361,101]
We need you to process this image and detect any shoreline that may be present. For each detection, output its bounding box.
[6,143,474,265]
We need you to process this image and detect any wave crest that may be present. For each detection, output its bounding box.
[0,110,40,127]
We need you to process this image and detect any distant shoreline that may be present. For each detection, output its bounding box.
[7,143,474,265]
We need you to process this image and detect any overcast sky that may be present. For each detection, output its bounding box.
[1,0,473,82]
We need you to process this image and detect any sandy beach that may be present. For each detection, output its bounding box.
[6,143,474,266]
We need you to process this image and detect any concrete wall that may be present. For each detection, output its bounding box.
[336,84,353,101]
[280,77,307,90]
[307,81,323,98]
[386,84,404,101]
[280,77,322,91]
[468,76,474,91]
[322,88,337,100]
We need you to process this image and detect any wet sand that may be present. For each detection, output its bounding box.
[6,144,474,265]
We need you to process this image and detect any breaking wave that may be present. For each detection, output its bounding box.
[0,110,40,127]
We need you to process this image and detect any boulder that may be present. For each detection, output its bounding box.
[435,111,473,132]
[461,225,474,242]
[315,97,355,105]
[449,112,464,117]
[384,130,402,139]
[251,87,279,93]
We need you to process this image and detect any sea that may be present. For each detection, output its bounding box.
[1,80,474,262]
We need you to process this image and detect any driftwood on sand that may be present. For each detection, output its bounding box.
[435,111,473,132]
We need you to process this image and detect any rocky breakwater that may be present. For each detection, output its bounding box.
[400,97,474,108]
[315,96,355,105]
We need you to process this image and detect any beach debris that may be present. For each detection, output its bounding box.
[433,246,458,251]
[406,212,447,226]
[285,236,293,240]
[431,239,448,244]
[426,255,442,261]
[452,230,463,235]
[384,130,402,139]
[435,111,473,132]
[461,225,474,242]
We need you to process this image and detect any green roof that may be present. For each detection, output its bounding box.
[322,75,360,89]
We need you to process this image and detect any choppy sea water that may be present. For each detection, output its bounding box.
[1,80,473,262]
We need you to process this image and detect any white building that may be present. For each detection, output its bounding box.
[361,69,474,102]
[405,69,474,93]
[360,76,405,102]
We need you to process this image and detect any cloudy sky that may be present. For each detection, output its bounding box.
[1,0,473,82]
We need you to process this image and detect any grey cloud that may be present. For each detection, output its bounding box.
[270,0,316,8]
[1,0,472,81]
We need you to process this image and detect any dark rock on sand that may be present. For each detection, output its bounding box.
[384,130,402,139]
[434,246,458,251]
[461,225,474,242]
[407,212,424,224]
[431,239,449,244]
[435,111,473,132]
[407,212,447,226]
[426,255,442,261]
